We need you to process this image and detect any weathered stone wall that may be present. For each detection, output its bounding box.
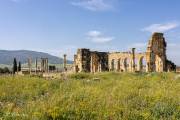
[108,52,146,72]
[74,33,176,73]
[146,33,167,72]
[74,49,108,73]
[74,49,91,72]
[90,51,108,73]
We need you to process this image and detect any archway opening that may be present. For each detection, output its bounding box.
[139,57,146,72]
[127,58,131,71]
[123,58,131,72]
[111,59,115,71]
[134,58,138,71]
[117,59,121,71]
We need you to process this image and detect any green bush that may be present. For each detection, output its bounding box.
[69,73,91,80]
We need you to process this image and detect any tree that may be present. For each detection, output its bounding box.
[12,58,17,74]
[3,67,10,73]
[0,68,3,73]
[18,61,21,72]
[0,67,10,74]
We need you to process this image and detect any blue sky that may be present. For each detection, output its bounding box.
[0,0,180,65]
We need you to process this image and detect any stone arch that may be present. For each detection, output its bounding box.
[138,56,147,72]
[123,58,131,72]
[134,57,138,71]
[111,59,115,71]
[116,58,121,71]
[123,58,127,71]
[127,58,131,71]
[120,59,124,72]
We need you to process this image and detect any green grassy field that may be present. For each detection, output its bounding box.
[0,72,180,120]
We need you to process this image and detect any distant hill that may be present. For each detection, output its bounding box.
[0,50,73,65]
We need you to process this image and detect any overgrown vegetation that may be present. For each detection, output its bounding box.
[0,72,180,120]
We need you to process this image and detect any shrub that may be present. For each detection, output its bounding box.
[69,73,91,80]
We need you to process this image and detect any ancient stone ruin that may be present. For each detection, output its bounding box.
[74,33,176,73]
[41,58,49,73]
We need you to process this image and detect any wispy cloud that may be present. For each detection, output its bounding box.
[87,30,114,43]
[71,0,112,11]
[142,22,179,33]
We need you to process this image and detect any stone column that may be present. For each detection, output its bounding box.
[41,58,48,73]
[35,58,38,74]
[137,59,140,71]
[28,58,32,74]
[132,48,136,72]
[41,58,44,72]
[74,55,77,73]
[90,55,93,73]
[63,54,67,71]
[46,58,49,73]
[98,60,102,72]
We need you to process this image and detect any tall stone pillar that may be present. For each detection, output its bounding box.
[74,55,77,73]
[35,58,38,74]
[132,48,136,72]
[100,62,102,72]
[41,58,48,73]
[98,61,102,72]
[90,55,93,73]
[28,58,32,74]
[41,58,44,72]
[46,58,48,73]
[63,54,67,71]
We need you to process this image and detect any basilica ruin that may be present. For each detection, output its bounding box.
[74,33,176,73]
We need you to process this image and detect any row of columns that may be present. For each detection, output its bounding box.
[110,58,146,72]
[26,54,68,74]
[109,48,147,72]
[27,58,49,74]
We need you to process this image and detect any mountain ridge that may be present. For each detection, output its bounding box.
[0,50,73,65]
